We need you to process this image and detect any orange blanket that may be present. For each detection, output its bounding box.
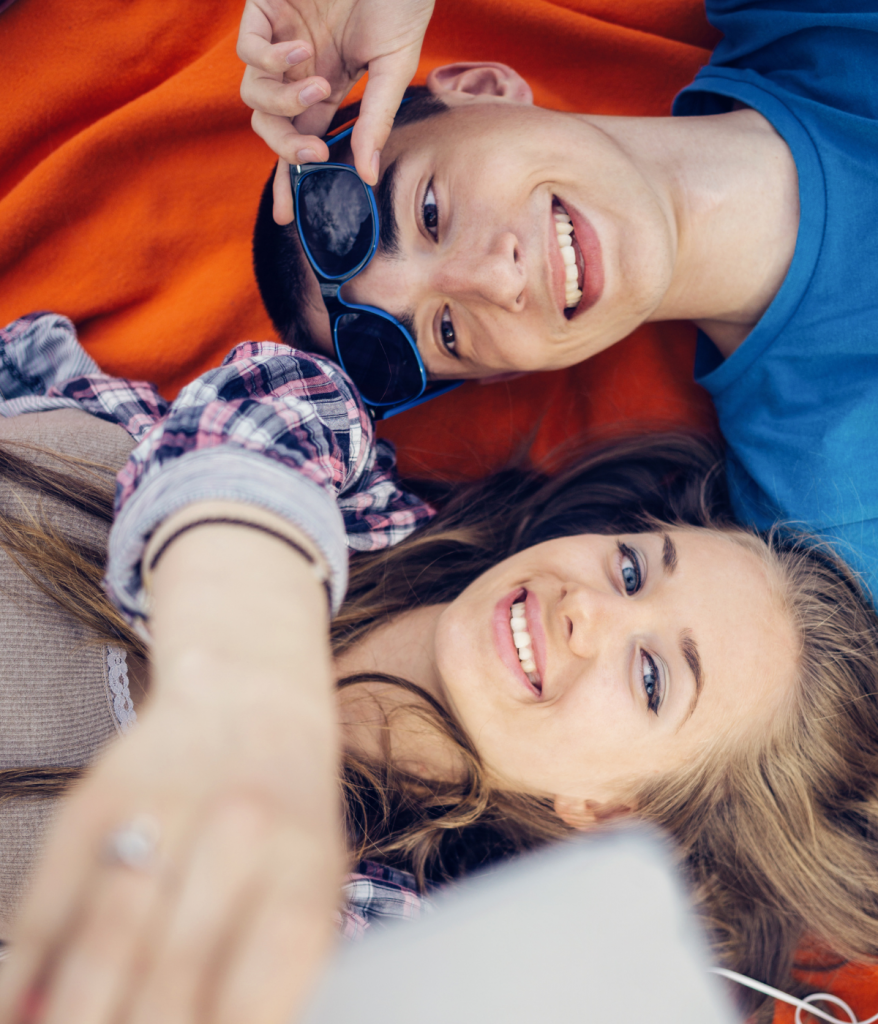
[1,0,874,1016]
[0,0,719,478]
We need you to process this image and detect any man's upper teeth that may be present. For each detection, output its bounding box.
[555,208,583,310]
[510,601,539,679]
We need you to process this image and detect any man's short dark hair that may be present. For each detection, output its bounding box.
[252,87,449,350]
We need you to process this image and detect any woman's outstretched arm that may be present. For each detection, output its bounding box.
[0,520,343,1024]
[0,313,435,1022]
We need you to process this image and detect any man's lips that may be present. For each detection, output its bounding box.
[548,201,574,318]
[548,197,604,319]
[566,201,604,316]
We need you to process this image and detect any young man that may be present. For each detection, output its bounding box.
[248,1,878,597]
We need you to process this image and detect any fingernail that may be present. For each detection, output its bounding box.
[371,150,381,182]
[300,84,328,107]
[285,46,309,66]
[296,148,319,164]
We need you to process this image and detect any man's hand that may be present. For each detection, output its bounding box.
[238,0,434,222]
[0,523,343,1024]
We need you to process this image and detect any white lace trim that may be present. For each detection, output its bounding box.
[107,646,138,734]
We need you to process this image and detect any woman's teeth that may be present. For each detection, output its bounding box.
[510,601,542,689]
[554,208,583,310]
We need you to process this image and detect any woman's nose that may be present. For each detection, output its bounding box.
[558,585,618,661]
[434,232,525,311]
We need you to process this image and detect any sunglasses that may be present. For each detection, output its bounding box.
[290,119,459,419]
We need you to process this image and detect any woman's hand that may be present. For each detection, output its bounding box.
[238,0,434,222]
[0,523,342,1024]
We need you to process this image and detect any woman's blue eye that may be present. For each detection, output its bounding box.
[641,651,662,714]
[423,181,438,238]
[618,543,642,595]
[440,308,456,353]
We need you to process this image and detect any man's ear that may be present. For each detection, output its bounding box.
[426,63,533,105]
[553,796,634,831]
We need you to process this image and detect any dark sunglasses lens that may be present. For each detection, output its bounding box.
[335,312,423,406]
[297,169,373,277]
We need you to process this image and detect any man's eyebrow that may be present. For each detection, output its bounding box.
[678,629,704,728]
[375,158,401,258]
[396,308,417,340]
[662,533,678,574]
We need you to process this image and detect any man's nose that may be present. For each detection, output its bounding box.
[434,231,525,311]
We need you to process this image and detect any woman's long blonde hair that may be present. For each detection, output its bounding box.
[2,432,878,1020]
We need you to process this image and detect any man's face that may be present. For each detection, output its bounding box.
[299,97,677,380]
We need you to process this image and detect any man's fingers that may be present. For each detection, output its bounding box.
[236,4,312,74]
[238,34,313,75]
[291,96,343,144]
[241,66,331,120]
[351,54,423,184]
[251,110,329,166]
[272,160,294,226]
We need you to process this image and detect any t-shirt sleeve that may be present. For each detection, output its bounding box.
[700,334,878,602]
[693,1,878,119]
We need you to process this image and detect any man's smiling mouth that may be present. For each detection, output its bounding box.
[553,200,584,315]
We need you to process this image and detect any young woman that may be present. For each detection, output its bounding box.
[1,398,877,1023]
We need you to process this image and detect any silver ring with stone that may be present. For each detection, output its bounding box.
[104,814,161,871]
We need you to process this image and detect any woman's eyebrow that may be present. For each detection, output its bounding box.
[376,158,402,258]
[680,629,704,717]
[660,534,704,726]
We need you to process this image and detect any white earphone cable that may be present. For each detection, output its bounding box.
[711,967,878,1024]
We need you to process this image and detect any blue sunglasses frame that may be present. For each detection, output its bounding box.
[290,122,459,420]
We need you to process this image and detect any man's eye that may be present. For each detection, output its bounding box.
[618,543,643,595]
[423,181,438,238]
[440,307,456,353]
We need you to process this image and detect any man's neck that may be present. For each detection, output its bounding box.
[594,108,800,359]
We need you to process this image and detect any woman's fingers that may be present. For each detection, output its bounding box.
[207,838,340,1024]
[38,865,165,1024]
[0,793,128,1022]
[10,786,191,1024]
[126,798,284,1024]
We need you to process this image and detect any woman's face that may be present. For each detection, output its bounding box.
[431,528,797,817]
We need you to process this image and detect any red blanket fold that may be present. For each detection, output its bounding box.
[2,1,874,1015]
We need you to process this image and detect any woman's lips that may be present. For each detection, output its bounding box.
[524,589,548,687]
[492,588,542,698]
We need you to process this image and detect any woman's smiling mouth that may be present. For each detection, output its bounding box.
[492,588,545,699]
[510,599,542,689]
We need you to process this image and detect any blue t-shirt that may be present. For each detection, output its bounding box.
[672,2,878,597]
